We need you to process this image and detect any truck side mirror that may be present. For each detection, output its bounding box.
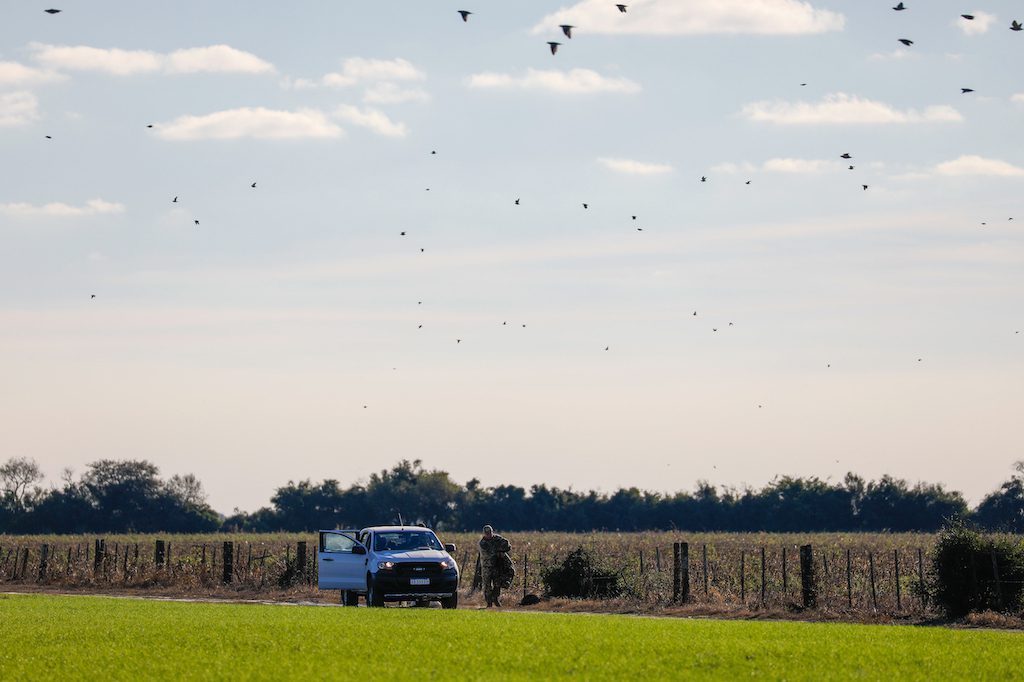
[444,543,456,553]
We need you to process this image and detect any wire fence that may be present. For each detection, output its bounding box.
[0,536,950,614]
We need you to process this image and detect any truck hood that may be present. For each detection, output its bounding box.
[377,549,449,561]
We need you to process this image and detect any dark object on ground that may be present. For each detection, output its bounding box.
[541,547,623,599]
[520,593,541,606]
[931,520,1024,617]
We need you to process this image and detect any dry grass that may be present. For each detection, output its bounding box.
[4,530,1020,625]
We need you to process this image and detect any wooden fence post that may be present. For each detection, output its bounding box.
[93,539,105,576]
[167,542,173,575]
[20,547,30,580]
[154,540,165,569]
[799,544,816,608]
[672,542,681,602]
[296,541,307,582]
[868,552,878,610]
[222,542,233,584]
[38,544,49,582]
[894,549,901,611]
[655,547,661,572]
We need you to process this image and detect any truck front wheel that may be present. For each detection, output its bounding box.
[367,575,384,607]
[441,592,458,610]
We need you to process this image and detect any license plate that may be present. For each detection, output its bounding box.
[410,578,430,586]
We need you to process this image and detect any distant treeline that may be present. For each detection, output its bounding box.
[1,458,1022,535]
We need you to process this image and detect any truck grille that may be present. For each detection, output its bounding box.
[393,562,445,575]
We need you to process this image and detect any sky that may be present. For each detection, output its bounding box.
[1,0,1022,513]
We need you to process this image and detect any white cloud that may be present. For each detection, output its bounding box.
[740,93,963,125]
[532,0,844,36]
[333,105,407,137]
[1011,94,1024,104]
[322,58,424,88]
[466,68,641,94]
[30,43,273,76]
[598,157,672,175]
[0,198,125,217]
[164,45,274,74]
[0,61,65,86]
[934,155,1024,177]
[0,91,39,126]
[955,12,996,36]
[154,108,343,141]
[363,82,430,104]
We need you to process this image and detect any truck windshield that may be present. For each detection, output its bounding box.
[374,531,443,552]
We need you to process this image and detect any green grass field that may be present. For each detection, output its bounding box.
[1,594,1021,680]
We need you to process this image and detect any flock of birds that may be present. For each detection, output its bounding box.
[31,4,1023,407]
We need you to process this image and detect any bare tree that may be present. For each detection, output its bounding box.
[0,457,44,508]
[167,473,207,507]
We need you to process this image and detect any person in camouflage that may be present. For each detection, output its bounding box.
[478,524,510,607]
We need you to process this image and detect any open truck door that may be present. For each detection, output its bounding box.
[317,530,366,596]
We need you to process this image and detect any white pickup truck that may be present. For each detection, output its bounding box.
[317,526,460,608]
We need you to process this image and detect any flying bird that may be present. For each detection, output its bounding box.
[961,14,974,20]
[194,220,200,225]
[848,166,855,170]
[898,38,914,46]
[961,88,974,93]
[892,2,906,10]
[616,4,628,12]
[45,135,52,139]
[582,203,589,209]
[44,8,61,13]
[458,10,472,22]
[251,182,257,188]
[745,180,751,185]
[700,176,707,182]
[548,41,561,55]
[840,153,852,159]
[400,231,406,236]
[90,294,96,299]
[430,150,436,155]
[560,25,574,38]
[863,185,869,191]
[172,196,178,203]
[1012,20,1023,31]
[514,198,520,205]
[146,124,153,128]
[632,215,637,220]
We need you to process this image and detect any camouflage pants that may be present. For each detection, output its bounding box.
[481,561,502,605]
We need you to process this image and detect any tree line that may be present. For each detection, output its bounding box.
[1,457,1022,535]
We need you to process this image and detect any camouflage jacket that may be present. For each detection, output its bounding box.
[479,534,511,565]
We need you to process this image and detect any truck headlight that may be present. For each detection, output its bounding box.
[439,559,455,570]
[377,561,396,570]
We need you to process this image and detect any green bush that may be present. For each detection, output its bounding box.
[931,520,1024,617]
[540,547,623,599]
